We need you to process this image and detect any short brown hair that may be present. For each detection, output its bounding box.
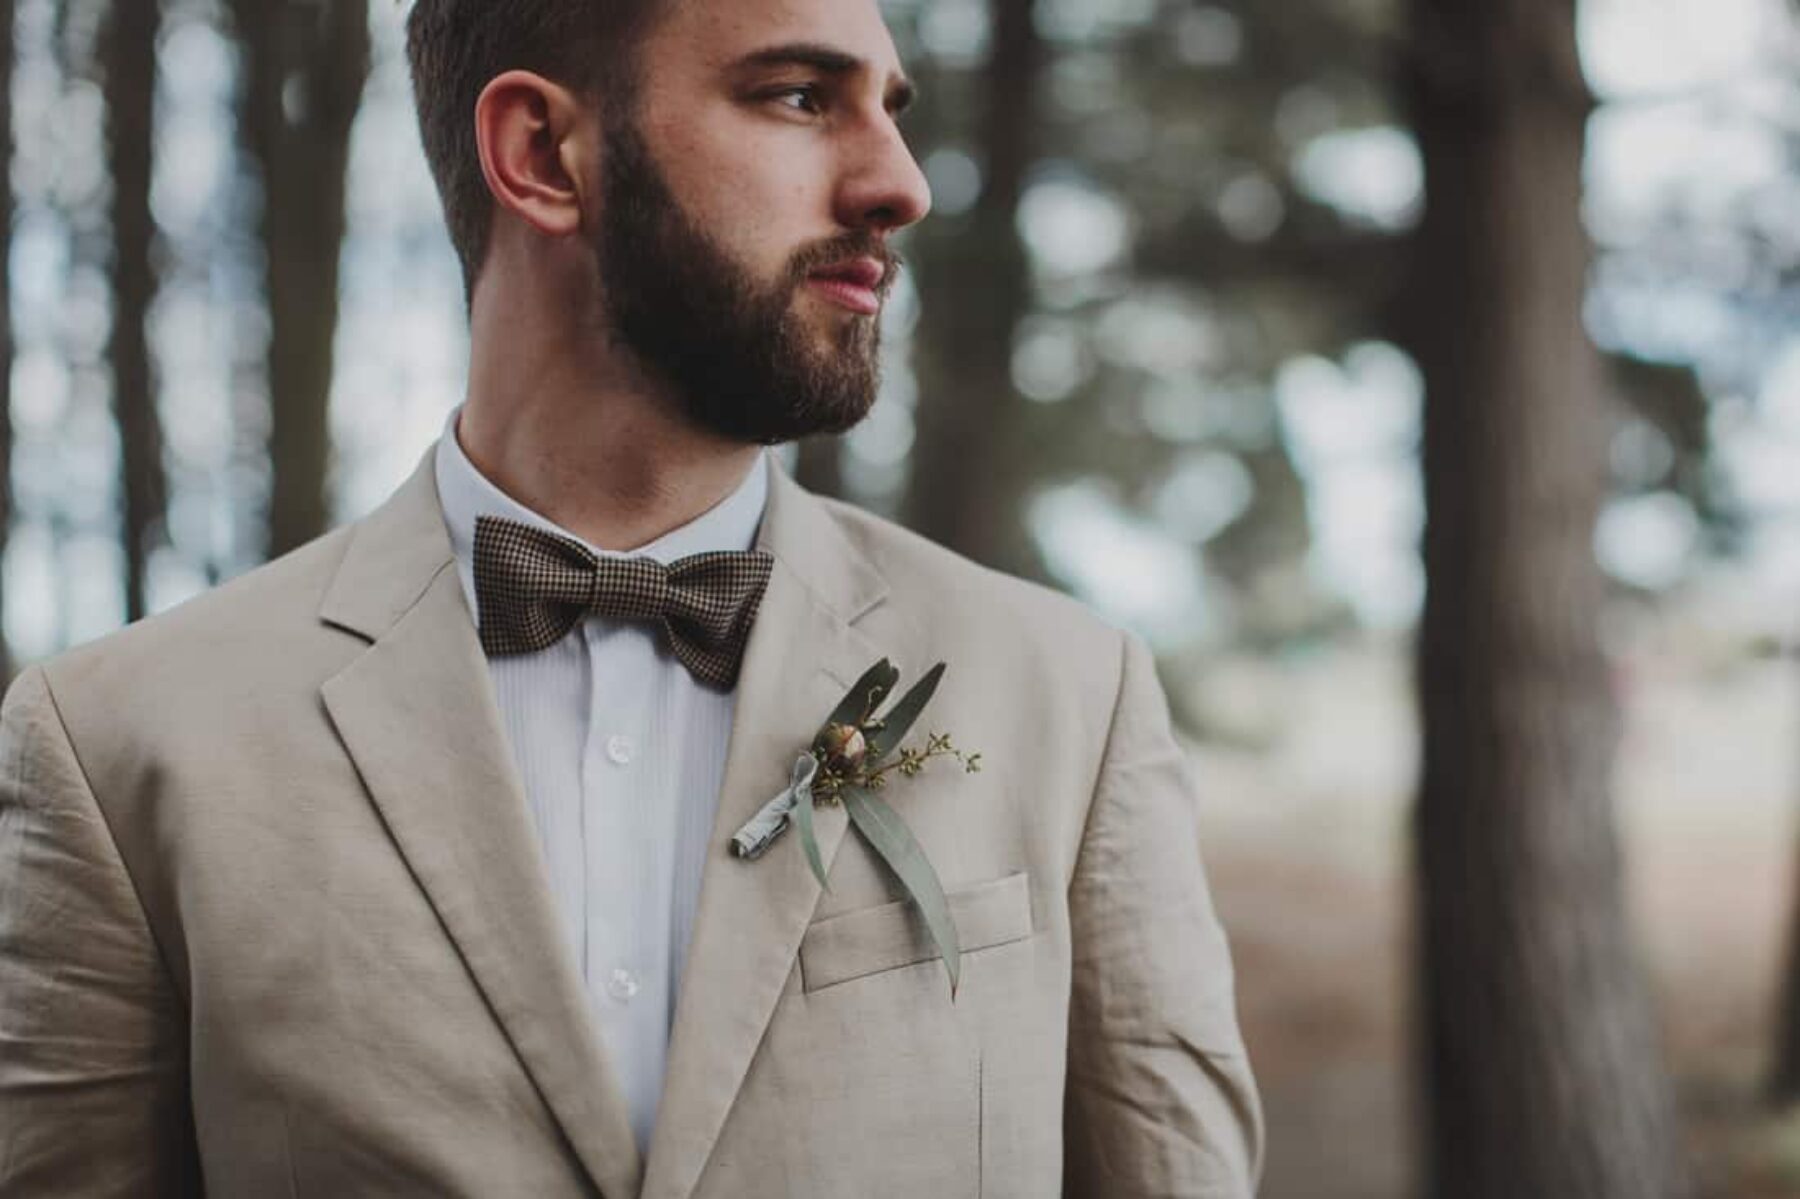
[405,0,662,300]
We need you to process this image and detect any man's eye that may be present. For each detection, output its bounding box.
[770,85,825,115]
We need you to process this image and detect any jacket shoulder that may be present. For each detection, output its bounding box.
[34,525,363,704]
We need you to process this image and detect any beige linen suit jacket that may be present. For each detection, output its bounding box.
[0,448,1263,1198]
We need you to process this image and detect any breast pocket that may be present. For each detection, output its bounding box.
[798,870,1034,994]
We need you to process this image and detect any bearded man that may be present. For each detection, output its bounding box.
[0,0,1263,1194]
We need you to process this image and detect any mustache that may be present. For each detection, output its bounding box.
[787,235,904,295]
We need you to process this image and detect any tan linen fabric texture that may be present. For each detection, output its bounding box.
[0,449,1263,1199]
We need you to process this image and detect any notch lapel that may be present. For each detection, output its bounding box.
[317,454,643,1199]
[639,459,891,1199]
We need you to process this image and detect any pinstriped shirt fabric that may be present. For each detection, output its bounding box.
[433,408,769,1160]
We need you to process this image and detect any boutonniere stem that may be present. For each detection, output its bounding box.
[729,658,981,998]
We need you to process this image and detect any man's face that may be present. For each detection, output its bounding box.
[589,0,931,445]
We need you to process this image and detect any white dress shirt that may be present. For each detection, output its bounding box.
[433,407,769,1159]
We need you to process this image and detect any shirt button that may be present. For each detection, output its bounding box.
[605,734,635,766]
[606,967,641,1003]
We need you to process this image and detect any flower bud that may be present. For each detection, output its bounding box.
[818,722,867,774]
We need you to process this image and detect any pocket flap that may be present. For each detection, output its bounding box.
[799,870,1033,993]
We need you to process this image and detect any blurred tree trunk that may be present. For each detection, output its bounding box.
[102,0,167,623]
[0,0,13,677]
[903,0,1040,575]
[1767,714,1800,1103]
[1403,1,1689,1196]
[793,434,843,499]
[229,0,369,558]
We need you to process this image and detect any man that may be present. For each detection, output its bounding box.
[0,0,1262,1194]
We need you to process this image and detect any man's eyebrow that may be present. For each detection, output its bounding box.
[732,42,918,114]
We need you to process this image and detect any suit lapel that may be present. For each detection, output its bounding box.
[639,459,890,1199]
[317,453,643,1199]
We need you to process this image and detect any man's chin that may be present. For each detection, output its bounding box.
[676,376,875,446]
[795,295,878,356]
[786,314,880,390]
[775,381,879,442]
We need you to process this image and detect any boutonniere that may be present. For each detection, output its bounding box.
[729,659,982,998]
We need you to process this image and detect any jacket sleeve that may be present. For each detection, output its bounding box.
[0,665,196,1195]
[1063,632,1265,1197]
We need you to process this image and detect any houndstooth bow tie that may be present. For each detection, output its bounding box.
[472,514,774,689]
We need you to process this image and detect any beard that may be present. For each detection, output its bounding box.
[591,114,899,445]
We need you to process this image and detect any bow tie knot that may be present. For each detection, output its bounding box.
[472,514,774,689]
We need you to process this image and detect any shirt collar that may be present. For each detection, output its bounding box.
[434,404,770,620]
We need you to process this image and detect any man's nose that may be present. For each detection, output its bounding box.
[835,118,933,233]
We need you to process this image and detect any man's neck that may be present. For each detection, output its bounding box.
[460,389,765,564]
[456,398,761,555]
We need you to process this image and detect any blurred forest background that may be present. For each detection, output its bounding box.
[6,0,1800,1194]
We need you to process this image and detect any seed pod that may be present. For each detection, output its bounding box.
[817,722,868,774]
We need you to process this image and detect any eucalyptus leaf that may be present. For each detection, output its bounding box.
[842,784,961,999]
[789,754,830,891]
[863,662,946,765]
[819,658,899,750]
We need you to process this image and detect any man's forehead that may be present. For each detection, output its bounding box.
[651,0,910,83]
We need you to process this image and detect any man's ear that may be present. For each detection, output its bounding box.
[473,70,595,240]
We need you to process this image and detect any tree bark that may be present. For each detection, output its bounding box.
[1403,1,1690,1195]
[1766,677,1800,1104]
[101,0,166,623]
[902,0,1041,574]
[229,0,369,558]
[792,434,844,500]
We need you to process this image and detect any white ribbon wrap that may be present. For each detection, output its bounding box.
[728,753,820,860]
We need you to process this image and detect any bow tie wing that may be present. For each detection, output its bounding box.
[474,515,608,655]
[661,552,776,688]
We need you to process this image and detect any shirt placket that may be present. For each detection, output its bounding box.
[583,623,644,981]
[580,617,663,1149]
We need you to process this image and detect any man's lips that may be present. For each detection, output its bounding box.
[806,257,887,316]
